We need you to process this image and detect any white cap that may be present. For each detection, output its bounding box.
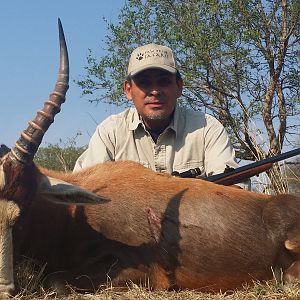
[127,43,178,76]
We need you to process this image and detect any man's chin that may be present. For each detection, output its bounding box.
[146,112,170,120]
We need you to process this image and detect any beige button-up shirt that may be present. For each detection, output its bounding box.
[74,105,240,178]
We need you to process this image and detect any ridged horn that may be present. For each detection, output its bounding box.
[10,18,69,165]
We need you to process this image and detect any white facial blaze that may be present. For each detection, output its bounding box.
[0,165,5,191]
[0,227,14,292]
[0,201,20,295]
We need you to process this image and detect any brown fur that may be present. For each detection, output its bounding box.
[2,159,38,207]
[283,261,300,283]
[10,160,300,293]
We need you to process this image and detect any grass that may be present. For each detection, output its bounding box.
[11,257,300,300]
[11,280,300,300]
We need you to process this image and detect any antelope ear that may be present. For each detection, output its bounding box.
[37,175,110,205]
[285,239,300,254]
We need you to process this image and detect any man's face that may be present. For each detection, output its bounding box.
[124,69,183,130]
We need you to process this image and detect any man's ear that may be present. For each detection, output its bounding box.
[124,80,132,100]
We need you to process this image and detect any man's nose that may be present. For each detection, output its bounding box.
[150,89,159,96]
[149,83,160,96]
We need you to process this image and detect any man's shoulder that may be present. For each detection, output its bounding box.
[100,107,137,127]
[177,105,205,118]
[176,105,213,125]
[174,106,223,135]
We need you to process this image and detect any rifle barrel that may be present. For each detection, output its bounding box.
[206,147,300,184]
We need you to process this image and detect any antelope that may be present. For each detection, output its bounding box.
[1,19,300,299]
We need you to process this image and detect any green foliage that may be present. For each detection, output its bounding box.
[76,0,300,191]
[34,134,86,172]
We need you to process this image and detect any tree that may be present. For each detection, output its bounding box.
[286,139,300,194]
[77,0,300,192]
[286,159,300,195]
[34,134,86,172]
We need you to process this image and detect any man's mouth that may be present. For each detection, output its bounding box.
[145,98,164,106]
[146,102,164,109]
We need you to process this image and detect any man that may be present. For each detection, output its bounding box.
[74,44,247,187]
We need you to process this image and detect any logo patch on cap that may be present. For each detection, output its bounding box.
[136,49,169,61]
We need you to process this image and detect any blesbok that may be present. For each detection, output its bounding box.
[1,19,300,298]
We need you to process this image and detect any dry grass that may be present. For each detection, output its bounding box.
[11,280,300,300]
[10,257,300,300]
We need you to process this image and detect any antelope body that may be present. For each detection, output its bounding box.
[1,20,300,298]
[18,162,300,292]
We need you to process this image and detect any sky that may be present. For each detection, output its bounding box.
[0,1,126,148]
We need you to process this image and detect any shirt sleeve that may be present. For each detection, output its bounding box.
[73,123,115,171]
[203,114,239,176]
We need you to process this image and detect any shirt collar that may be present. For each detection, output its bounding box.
[170,103,180,135]
[128,107,142,131]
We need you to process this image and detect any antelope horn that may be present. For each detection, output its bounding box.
[10,18,69,165]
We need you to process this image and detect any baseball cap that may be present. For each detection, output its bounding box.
[127,43,178,76]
